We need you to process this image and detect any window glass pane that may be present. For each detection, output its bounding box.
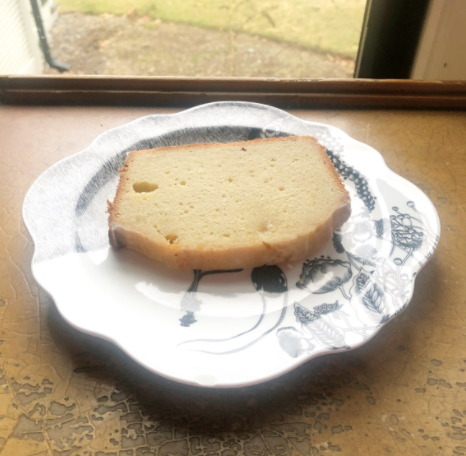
[3,0,367,78]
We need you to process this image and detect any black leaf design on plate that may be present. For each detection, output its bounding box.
[361,283,385,314]
[294,301,342,324]
[305,317,349,350]
[326,149,376,212]
[297,258,352,293]
[379,314,391,324]
[252,265,288,293]
[354,271,371,294]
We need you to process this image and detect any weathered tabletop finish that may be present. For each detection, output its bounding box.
[0,105,464,456]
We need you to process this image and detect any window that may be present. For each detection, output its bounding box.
[2,0,368,78]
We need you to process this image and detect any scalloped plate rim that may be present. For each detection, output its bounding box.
[22,101,441,388]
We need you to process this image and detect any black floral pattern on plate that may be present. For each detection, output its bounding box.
[276,200,439,358]
[178,265,289,355]
[167,126,439,360]
[294,301,342,324]
[297,257,352,295]
[326,149,376,212]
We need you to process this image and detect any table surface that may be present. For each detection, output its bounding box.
[0,105,464,456]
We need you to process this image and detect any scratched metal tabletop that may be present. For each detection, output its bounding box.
[0,105,464,456]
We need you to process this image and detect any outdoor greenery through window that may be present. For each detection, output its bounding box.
[46,0,366,78]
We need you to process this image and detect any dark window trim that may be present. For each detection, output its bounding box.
[1,76,466,109]
[355,0,431,78]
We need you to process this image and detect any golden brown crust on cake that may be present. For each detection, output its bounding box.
[108,136,351,269]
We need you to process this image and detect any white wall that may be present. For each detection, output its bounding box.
[0,0,43,74]
[0,0,57,75]
[412,0,466,80]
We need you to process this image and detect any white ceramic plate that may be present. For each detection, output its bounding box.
[23,102,440,388]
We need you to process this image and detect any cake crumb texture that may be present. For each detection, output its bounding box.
[108,136,351,269]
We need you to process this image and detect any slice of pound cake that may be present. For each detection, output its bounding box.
[108,136,351,269]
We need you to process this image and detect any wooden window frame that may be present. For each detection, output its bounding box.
[1,76,466,109]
